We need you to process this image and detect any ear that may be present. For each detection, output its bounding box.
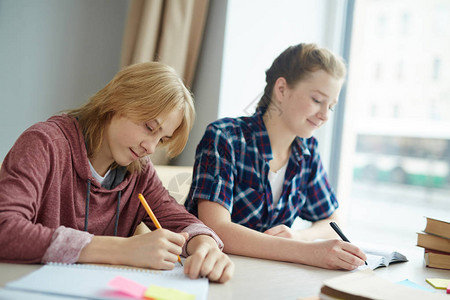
[273,77,288,102]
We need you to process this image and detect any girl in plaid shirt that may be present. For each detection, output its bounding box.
[186,43,367,270]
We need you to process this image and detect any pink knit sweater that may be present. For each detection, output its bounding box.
[0,115,222,263]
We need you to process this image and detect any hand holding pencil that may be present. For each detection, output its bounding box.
[138,193,184,266]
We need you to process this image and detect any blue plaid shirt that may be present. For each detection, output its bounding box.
[185,109,338,232]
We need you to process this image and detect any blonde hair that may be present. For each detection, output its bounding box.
[258,43,346,110]
[67,62,195,173]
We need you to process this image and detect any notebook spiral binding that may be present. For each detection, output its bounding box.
[47,262,184,277]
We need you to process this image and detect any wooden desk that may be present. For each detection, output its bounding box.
[209,246,449,299]
[1,245,448,299]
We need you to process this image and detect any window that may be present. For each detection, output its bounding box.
[340,0,450,244]
[432,58,441,81]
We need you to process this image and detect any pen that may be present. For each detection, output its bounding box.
[138,193,183,266]
[329,221,368,266]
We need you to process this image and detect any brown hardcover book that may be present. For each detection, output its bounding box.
[424,249,450,270]
[424,217,450,239]
[417,232,450,253]
[319,269,445,300]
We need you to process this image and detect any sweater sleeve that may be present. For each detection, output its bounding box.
[0,129,54,262]
[0,126,86,263]
[181,223,224,257]
[41,226,94,263]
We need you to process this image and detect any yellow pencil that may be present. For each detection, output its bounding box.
[138,193,183,266]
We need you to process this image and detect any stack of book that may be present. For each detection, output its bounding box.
[416,217,450,270]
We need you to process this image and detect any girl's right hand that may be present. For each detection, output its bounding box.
[300,239,367,270]
[123,229,188,269]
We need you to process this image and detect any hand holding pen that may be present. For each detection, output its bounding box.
[330,221,368,266]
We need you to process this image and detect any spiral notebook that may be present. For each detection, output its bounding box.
[4,262,208,300]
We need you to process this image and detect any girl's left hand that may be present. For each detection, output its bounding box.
[264,224,301,240]
[183,235,234,283]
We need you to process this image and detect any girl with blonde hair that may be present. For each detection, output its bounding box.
[0,62,234,282]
